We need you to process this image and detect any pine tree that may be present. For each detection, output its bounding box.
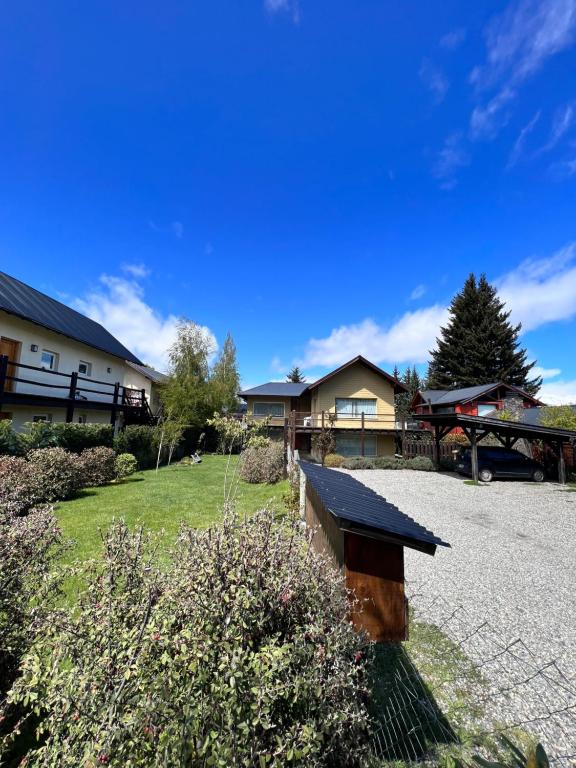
[428,274,541,395]
[286,366,306,383]
[211,333,241,413]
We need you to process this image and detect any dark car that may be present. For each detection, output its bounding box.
[456,446,545,483]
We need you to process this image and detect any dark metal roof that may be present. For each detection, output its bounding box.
[417,382,543,407]
[421,412,576,441]
[239,382,309,397]
[521,405,576,427]
[0,271,143,365]
[126,361,169,384]
[299,461,449,555]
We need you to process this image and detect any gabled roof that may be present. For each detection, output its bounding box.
[126,361,169,385]
[239,382,309,398]
[307,355,408,395]
[0,271,143,365]
[300,461,449,555]
[415,382,543,408]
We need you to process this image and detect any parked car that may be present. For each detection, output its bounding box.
[456,446,545,483]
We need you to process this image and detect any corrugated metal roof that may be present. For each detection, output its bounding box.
[127,361,169,384]
[300,461,449,554]
[420,383,500,406]
[0,271,143,365]
[239,382,309,397]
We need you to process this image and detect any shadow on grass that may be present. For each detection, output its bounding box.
[369,642,459,763]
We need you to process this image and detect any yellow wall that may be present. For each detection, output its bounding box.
[310,362,396,430]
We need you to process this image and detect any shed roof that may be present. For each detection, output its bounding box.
[421,411,576,442]
[299,461,449,555]
[417,382,543,407]
[521,405,576,427]
[0,271,143,365]
[239,382,309,397]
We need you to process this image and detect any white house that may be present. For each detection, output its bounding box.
[0,271,166,431]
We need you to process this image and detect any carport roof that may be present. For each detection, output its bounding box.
[421,412,576,442]
[299,460,449,555]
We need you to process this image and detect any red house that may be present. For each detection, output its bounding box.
[411,382,543,423]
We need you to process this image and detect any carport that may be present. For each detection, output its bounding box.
[423,412,576,484]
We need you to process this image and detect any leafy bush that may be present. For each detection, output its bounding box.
[115,452,138,480]
[0,421,24,456]
[114,425,159,469]
[324,453,345,468]
[52,423,114,453]
[407,456,435,471]
[20,421,60,451]
[0,456,45,517]
[341,457,376,470]
[4,513,372,767]
[27,447,83,502]
[77,446,117,487]
[373,457,407,470]
[240,440,285,484]
[341,456,436,472]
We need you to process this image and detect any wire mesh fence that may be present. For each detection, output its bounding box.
[369,576,576,766]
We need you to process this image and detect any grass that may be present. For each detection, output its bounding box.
[55,454,288,565]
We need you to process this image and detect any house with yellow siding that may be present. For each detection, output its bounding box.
[239,356,407,457]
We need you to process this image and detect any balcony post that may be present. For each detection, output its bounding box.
[321,410,325,430]
[361,412,365,456]
[110,382,120,426]
[66,371,78,423]
[290,410,296,451]
[0,355,8,410]
[283,417,289,470]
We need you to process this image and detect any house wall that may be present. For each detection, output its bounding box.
[310,362,396,430]
[7,405,113,431]
[244,396,291,427]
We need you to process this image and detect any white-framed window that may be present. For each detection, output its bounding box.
[32,414,53,423]
[41,350,58,371]
[253,402,285,418]
[78,361,92,376]
[335,398,377,418]
[335,435,377,457]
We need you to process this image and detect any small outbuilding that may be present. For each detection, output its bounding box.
[299,461,449,642]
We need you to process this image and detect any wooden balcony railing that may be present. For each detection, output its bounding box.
[0,355,152,425]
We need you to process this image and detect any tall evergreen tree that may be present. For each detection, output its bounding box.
[211,333,241,413]
[428,274,541,395]
[286,366,306,383]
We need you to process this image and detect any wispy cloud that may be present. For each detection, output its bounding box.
[432,133,470,189]
[539,378,576,404]
[264,0,300,23]
[469,0,576,140]
[440,28,467,50]
[409,284,427,301]
[121,262,151,279]
[536,102,575,154]
[419,59,449,103]
[148,220,184,239]
[73,273,217,370]
[299,242,576,370]
[507,110,541,167]
[532,365,562,379]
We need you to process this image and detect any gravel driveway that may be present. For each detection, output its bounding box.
[340,469,576,756]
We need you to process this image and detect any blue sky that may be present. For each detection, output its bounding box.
[1,0,576,402]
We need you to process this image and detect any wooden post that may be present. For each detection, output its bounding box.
[290,410,296,451]
[66,371,78,423]
[558,441,567,485]
[0,355,8,410]
[110,382,120,426]
[433,424,441,470]
[321,410,325,430]
[283,417,289,473]
[360,412,365,457]
[141,388,146,420]
[470,427,479,483]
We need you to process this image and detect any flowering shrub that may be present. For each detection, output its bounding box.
[324,453,345,468]
[77,446,117,487]
[27,447,83,502]
[115,452,138,480]
[4,512,371,766]
[239,440,285,484]
[0,456,46,517]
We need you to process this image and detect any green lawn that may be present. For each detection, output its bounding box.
[55,454,288,564]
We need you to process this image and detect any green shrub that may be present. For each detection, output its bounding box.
[20,421,60,451]
[373,457,407,470]
[407,456,435,471]
[77,446,117,487]
[115,452,138,480]
[0,456,46,517]
[52,423,114,453]
[114,425,159,469]
[0,421,24,456]
[324,453,345,468]
[240,440,285,484]
[27,448,83,502]
[341,457,375,470]
[4,513,372,767]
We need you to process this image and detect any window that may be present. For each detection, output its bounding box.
[78,361,92,376]
[41,350,58,371]
[335,435,377,457]
[78,414,87,424]
[335,398,377,418]
[32,414,53,423]
[253,402,285,418]
[478,404,497,416]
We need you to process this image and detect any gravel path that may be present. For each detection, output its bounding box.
[340,469,576,756]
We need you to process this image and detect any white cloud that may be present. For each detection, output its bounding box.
[171,221,184,239]
[507,110,541,167]
[539,379,576,404]
[496,242,576,331]
[409,284,427,301]
[419,59,449,103]
[121,262,151,279]
[532,365,562,379]
[440,28,467,50]
[300,307,450,368]
[73,274,217,371]
[470,87,516,140]
[264,0,300,22]
[536,102,575,155]
[432,133,470,189]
